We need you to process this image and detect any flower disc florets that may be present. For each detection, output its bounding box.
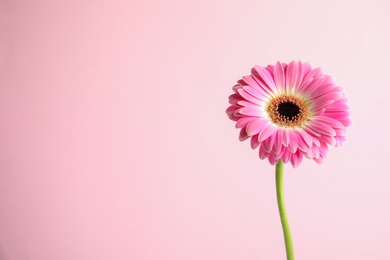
[267,95,309,128]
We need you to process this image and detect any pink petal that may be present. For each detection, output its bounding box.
[304,125,321,137]
[325,99,350,112]
[306,82,336,99]
[226,105,240,120]
[300,76,325,94]
[263,134,275,153]
[273,61,286,93]
[335,136,346,147]
[235,117,254,128]
[311,145,320,158]
[237,88,261,105]
[258,124,276,142]
[237,100,262,110]
[242,75,260,89]
[228,94,242,105]
[308,121,336,136]
[302,62,312,77]
[246,119,268,136]
[318,134,336,146]
[286,61,304,92]
[259,145,268,159]
[323,111,351,118]
[314,116,345,129]
[313,92,344,110]
[232,84,242,93]
[313,157,324,164]
[335,128,346,136]
[252,66,278,93]
[301,67,322,86]
[282,149,292,164]
[296,129,313,147]
[242,85,269,101]
[319,142,329,158]
[238,107,261,117]
[272,129,283,154]
[291,150,303,168]
[282,130,290,146]
[267,65,275,78]
[272,148,284,161]
[305,146,313,158]
[239,127,250,141]
[287,133,299,153]
[312,99,335,114]
[310,135,321,147]
[296,134,309,153]
[338,117,352,127]
[251,135,260,149]
[268,156,278,166]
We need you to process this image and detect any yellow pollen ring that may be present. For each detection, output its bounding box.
[266,95,309,128]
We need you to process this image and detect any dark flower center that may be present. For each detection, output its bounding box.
[277,102,300,121]
[267,95,308,128]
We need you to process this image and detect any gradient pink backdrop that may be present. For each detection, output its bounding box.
[1,0,389,259]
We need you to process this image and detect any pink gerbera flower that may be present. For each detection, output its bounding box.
[226,61,351,167]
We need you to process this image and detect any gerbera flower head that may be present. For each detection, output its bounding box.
[226,61,351,167]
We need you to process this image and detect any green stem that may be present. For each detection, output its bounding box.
[275,160,295,260]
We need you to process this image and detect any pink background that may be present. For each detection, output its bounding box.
[1,0,389,259]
